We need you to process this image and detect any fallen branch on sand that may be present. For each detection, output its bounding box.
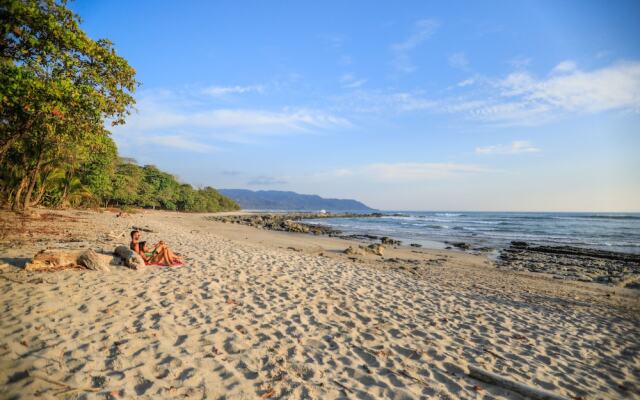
[25,249,112,272]
[24,247,143,272]
[31,373,101,393]
[333,379,353,393]
[468,365,567,400]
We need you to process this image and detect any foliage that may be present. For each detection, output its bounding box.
[0,0,239,213]
[105,160,240,212]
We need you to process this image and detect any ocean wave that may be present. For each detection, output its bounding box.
[552,214,640,220]
[434,213,463,217]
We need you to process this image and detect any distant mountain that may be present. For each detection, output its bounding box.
[219,189,376,211]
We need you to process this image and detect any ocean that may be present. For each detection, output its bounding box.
[305,212,640,254]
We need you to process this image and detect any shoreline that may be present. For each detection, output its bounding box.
[1,208,639,399]
[210,211,640,290]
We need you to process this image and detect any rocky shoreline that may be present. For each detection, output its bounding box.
[207,212,415,247]
[497,241,640,289]
[209,213,640,289]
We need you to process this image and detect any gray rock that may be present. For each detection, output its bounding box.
[77,249,111,272]
[343,246,365,256]
[114,245,144,270]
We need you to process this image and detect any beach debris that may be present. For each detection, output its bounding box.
[132,225,155,233]
[78,249,111,272]
[105,228,129,240]
[343,246,365,256]
[381,236,402,246]
[260,388,277,398]
[410,243,422,247]
[365,243,385,256]
[450,242,471,250]
[31,372,101,394]
[468,365,567,400]
[342,244,385,256]
[25,249,84,271]
[113,245,144,270]
[25,249,110,272]
[483,348,505,360]
[333,379,353,393]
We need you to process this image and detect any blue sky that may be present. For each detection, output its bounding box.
[72,0,640,211]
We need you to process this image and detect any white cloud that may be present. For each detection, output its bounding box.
[129,108,346,133]
[247,175,288,186]
[112,88,351,149]
[335,61,640,125]
[146,135,220,153]
[457,78,475,87]
[340,73,367,89]
[391,19,439,73]
[438,61,640,125]
[121,90,349,141]
[332,90,438,114]
[551,60,577,74]
[499,61,640,114]
[323,162,491,182]
[509,56,532,69]
[448,52,469,69]
[475,140,540,155]
[203,85,264,96]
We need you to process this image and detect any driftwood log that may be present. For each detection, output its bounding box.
[114,245,144,270]
[468,365,568,400]
[25,249,111,272]
[77,249,111,272]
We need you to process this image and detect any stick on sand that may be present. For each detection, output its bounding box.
[468,366,568,400]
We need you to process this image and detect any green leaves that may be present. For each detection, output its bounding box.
[0,1,238,212]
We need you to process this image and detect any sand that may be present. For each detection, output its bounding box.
[0,209,638,399]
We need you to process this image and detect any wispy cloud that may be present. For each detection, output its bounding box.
[146,135,220,154]
[448,52,469,70]
[391,19,439,73]
[117,88,350,146]
[321,162,492,182]
[247,175,288,186]
[497,61,640,115]
[340,73,367,89]
[509,56,532,69]
[550,60,577,74]
[475,140,540,155]
[457,78,476,87]
[390,60,640,125]
[203,84,265,96]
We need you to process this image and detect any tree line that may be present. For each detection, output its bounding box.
[0,0,239,212]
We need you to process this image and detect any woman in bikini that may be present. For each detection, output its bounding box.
[130,230,183,266]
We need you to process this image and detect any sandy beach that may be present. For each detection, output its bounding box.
[0,209,638,399]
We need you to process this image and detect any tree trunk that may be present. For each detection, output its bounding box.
[23,156,43,210]
[59,168,75,207]
[30,184,47,207]
[12,176,29,210]
[30,167,53,207]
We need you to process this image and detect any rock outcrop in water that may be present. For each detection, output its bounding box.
[208,213,383,236]
[497,241,640,288]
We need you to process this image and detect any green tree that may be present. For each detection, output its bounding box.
[0,1,240,213]
[0,0,137,209]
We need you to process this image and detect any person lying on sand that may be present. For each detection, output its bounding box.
[130,230,183,266]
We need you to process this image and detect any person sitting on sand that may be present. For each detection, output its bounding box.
[130,230,183,266]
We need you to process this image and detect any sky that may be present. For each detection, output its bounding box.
[71,0,640,211]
